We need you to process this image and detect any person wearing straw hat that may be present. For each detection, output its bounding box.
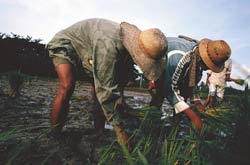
[152,36,231,131]
[204,58,232,108]
[46,18,168,147]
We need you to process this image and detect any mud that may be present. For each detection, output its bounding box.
[0,78,156,164]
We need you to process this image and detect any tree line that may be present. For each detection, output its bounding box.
[0,32,56,77]
[0,32,146,87]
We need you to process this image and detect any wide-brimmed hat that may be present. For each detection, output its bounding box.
[120,22,168,81]
[199,39,231,73]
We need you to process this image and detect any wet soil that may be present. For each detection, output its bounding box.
[0,78,153,164]
[1,78,250,164]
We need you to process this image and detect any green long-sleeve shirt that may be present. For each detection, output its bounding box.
[47,18,134,124]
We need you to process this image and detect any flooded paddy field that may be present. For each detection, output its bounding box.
[0,78,161,164]
[1,77,250,164]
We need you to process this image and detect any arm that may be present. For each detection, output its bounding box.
[92,41,123,126]
[170,52,192,114]
[171,85,203,130]
[166,52,203,130]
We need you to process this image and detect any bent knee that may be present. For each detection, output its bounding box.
[61,79,75,90]
[58,80,75,96]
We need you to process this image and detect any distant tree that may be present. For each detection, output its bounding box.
[0,32,56,77]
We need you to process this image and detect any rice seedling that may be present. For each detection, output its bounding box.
[8,72,24,97]
[0,129,16,141]
[230,78,245,86]
[1,71,34,97]
[99,86,250,164]
[99,106,208,164]
[126,105,162,122]
[1,75,249,164]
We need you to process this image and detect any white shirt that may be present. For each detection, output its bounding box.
[207,59,232,87]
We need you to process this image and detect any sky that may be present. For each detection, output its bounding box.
[0,0,250,88]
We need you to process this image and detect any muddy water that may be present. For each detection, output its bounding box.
[0,78,173,164]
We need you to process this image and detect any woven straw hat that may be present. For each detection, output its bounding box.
[199,39,231,73]
[120,22,168,81]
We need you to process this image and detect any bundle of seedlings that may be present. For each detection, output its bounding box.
[126,105,162,122]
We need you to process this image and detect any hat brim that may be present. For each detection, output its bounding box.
[120,22,164,81]
[199,39,224,73]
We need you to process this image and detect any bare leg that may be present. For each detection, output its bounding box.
[50,64,76,133]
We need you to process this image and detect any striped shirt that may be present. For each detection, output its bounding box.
[164,37,203,114]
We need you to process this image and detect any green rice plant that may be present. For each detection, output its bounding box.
[137,150,149,165]
[8,71,24,97]
[98,88,249,164]
[130,135,153,164]
[231,78,245,86]
[5,71,34,97]
[99,106,209,164]
[2,127,71,165]
[127,105,162,122]
[6,139,38,165]
[0,129,16,141]
[159,126,184,164]
[196,95,250,164]
[99,141,130,164]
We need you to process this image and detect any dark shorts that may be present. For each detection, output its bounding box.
[47,39,80,67]
[47,40,93,81]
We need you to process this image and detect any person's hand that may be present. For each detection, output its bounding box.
[194,100,206,111]
[183,108,203,131]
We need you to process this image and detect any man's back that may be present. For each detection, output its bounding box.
[164,37,197,98]
[47,18,127,75]
[167,37,196,53]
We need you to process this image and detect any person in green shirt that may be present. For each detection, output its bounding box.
[46,18,168,147]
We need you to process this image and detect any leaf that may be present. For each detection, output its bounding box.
[137,150,149,165]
